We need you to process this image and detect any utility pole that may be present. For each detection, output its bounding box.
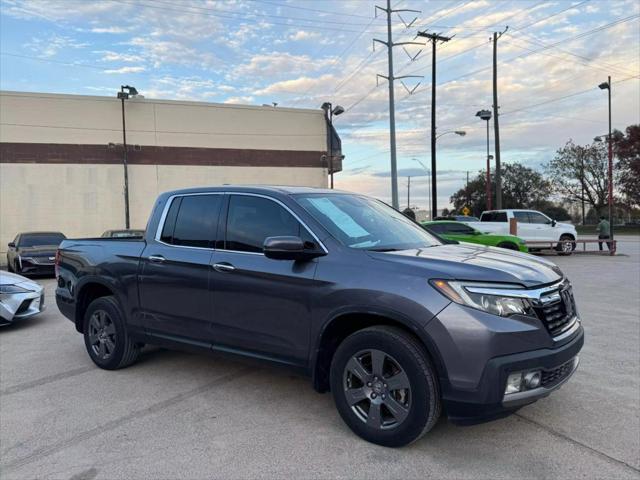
[417,31,451,218]
[407,176,411,209]
[374,1,422,210]
[466,171,470,207]
[492,27,507,210]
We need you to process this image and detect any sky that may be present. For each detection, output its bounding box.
[1,0,639,211]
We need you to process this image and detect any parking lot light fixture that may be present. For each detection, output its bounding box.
[117,85,139,229]
[598,77,614,250]
[321,102,344,189]
[476,109,493,210]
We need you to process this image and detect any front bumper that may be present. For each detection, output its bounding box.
[18,257,56,275]
[442,327,584,424]
[0,285,45,324]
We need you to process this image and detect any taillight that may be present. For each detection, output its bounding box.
[54,249,61,278]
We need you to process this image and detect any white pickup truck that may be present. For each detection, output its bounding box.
[464,209,578,255]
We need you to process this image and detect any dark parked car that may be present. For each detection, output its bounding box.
[56,187,583,447]
[101,229,145,238]
[7,231,66,275]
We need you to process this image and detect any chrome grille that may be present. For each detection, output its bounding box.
[534,283,577,337]
[28,256,55,265]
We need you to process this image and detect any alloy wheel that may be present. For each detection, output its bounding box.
[343,349,411,430]
[88,310,117,360]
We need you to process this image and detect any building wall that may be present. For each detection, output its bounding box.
[0,91,331,260]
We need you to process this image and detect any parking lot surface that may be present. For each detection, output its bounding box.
[1,239,639,480]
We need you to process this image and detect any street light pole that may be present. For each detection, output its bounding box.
[599,77,614,249]
[476,110,492,211]
[321,102,344,189]
[117,85,138,229]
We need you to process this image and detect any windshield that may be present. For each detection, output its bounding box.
[295,194,441,251]
[19,233,65,247]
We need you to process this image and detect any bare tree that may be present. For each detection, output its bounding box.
[545,141,616,216]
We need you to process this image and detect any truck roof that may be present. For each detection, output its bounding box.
[161,185,350,196]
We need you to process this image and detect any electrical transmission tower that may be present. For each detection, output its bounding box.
[492,27,508,209]
[417,31,451,219]
[374,0,422,210]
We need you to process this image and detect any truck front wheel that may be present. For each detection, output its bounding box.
[330,326,441,447]
[83,296,140,370]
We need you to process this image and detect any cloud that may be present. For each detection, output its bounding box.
[289,30,320,41]
[90,26,128,34]
[232,52,327,80]
[103,66,145,74]
[24,33,88,58]
[96,50,143,63]
[254,74,336,96]
[126,36,224,71]
[223,95,255,105]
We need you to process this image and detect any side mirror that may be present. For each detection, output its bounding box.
[8,242,15,248]
[263,236,324,261]
[551,220,557,227]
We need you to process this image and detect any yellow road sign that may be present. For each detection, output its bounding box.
[461,206,471,216]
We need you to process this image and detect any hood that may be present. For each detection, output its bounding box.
[557,222,576,231]
[367,243,563,288]
[17,245,58,255]
[0,270,40,289]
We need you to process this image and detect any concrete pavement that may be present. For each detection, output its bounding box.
[1,238,639,479]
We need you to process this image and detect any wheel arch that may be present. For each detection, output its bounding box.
[311,310,447,393]
[74,279,117,333]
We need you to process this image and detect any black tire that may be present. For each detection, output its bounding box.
[83,296,140,370]
[497,242,519,251]
[330,326,441,447]
[556,234,575,256]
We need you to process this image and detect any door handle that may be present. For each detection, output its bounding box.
[213,262,235,273]
[147,255,166,263]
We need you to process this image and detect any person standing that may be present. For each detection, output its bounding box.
[597,215,611,251]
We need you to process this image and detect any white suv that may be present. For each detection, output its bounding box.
[465,209,578,254]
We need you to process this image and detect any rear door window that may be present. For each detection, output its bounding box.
[514,211,530,223]
[481,212,507,222]
[160,195,222,248]
[444,223,475,234]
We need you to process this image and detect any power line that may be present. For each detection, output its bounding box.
[144,0,388,28]
[110,0,388,34]
[500,75,639,116]
[248,0,376,19]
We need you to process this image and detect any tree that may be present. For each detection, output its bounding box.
[450,163,551,216]
[532,200,571,221]
[613,125,640,207]
[441,208,450,217]
[545,140,617,217]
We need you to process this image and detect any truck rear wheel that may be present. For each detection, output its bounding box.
[330,326,441,447]
[83,296,140,370]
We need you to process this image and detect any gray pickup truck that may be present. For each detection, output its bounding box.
[56,186,583,447]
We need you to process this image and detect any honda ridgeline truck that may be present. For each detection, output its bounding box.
[56,187,583,447]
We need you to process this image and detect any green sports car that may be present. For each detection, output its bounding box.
[421,220,528,253]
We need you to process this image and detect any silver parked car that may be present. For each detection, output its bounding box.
[0,271,45,325]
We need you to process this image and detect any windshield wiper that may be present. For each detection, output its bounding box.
[367,247,401,252]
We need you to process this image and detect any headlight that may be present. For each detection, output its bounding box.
[430,279,534,317]
[0,284,32,294]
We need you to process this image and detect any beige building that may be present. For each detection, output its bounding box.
[0,91,341,259]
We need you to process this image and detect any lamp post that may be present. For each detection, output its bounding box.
[413,158,431,219]
[321,102,344,189]
[117,85,138,229]
[598,77,613,249]
[476,109,493,210]
[412,131,465,219]
[435,130,466,141]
